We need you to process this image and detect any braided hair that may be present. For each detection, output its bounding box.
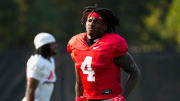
[81,5,119,33]
[35,43,51,59]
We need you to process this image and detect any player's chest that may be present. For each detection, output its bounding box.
[72,43,114,63]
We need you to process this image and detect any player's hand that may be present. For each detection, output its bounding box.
[110,95,125,101]
[76,97,87,101]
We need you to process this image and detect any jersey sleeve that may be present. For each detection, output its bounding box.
[27,63,48,82]
[112,36,128,57]
[67,36,75,53]
[67,42,72,53]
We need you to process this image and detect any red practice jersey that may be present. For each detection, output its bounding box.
[67,33,128,100]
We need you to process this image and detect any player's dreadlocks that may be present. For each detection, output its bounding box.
[81,5,119,33]
[35,43,51,59]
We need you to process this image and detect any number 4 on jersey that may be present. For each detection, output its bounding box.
[81,56,95,81]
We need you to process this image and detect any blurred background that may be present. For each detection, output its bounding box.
[0,0,180,101]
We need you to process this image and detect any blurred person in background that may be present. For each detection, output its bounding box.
[22,32,57,101]
[67,5,141,101]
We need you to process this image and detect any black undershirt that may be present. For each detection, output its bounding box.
[86,36,100,46]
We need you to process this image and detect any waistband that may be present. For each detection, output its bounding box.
[43,81,55,84]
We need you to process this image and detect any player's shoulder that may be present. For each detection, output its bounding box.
[68,33,86,45]
[27,54,48,67]
[67,33,87,52]
[102,33,126,43]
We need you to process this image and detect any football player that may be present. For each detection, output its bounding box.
[22,32,57,101]
[67,6,141,101]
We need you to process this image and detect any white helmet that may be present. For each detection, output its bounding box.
[34,32,56,49]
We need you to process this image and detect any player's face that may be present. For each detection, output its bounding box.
[86,17,107,39]
[50,42,57,55]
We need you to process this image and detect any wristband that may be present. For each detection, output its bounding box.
[110,95,125,101]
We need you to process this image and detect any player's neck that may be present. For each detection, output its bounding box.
[40,54,51,62]
[86,36,99,46]
[87,33,102,40]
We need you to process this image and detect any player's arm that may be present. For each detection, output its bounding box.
[25,78,39,101]
[114,52,141,99]
[75,68,83,97]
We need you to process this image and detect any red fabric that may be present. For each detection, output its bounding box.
[76,97,87,101]
[48,71,53,80]
[67,33,128,99]
[87,11,102,21]
[110,95,125,101]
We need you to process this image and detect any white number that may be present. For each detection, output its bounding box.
[81,56,95,81]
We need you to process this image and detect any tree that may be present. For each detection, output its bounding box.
[165,0,180,50]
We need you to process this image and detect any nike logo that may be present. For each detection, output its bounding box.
[93,46,101,50]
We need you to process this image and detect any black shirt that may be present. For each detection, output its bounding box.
[86,36,99,46]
